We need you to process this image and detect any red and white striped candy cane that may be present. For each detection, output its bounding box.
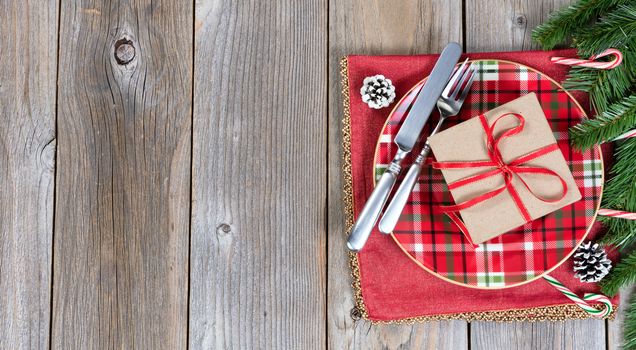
[551,48,623,69]
[598,208,636,220]
[613,129,636,141]
[543,275,613,318]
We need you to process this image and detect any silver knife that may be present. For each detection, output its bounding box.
[346,42,462,252]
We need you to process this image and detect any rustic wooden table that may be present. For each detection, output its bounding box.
[0,0,630,349]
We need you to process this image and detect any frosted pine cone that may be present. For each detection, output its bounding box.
[360,75,396,109]
[573,241,612,283]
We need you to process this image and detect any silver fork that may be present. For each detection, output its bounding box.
[378,60,476,234]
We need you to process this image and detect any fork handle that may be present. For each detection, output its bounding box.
[347,150,407,252]
[378,144,431,234]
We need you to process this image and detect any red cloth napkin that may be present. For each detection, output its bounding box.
[344,49,618,321]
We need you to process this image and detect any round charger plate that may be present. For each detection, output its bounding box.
[374,60,603,289]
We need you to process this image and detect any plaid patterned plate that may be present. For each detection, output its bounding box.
[375,60,603,289]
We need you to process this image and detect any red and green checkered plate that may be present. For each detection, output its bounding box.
[374,60,603,289]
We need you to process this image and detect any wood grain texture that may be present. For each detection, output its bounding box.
[471,320,606,350]
[0,0,57,349]
[327,1,467,349]
[466,1,605,349]
[331,321,467,350]
[466,0,572,52]
[52,1,192,348]
[189,1,327,349]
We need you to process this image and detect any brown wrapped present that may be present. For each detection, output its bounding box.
[428,93,582,245]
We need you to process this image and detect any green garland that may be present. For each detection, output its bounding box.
[533,1,636,348]
[532,0,632,50]
[570,95,636,149]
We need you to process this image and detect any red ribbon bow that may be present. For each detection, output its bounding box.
[433,112,568,247]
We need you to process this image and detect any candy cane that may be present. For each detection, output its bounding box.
[551,48,623,69]
[598,208,636,220]
[543,275,613,318]
[613,129,636,141]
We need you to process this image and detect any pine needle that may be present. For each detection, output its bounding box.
[570,95,636,150]
[532,0,631,50]
[575,4,636,56]
[599,217,636,247]
[601,251,636,296]
[598,138,636,250]
[601,138,636,210]
[563,49,636,113]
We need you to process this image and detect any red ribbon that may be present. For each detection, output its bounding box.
[433,113,568,247]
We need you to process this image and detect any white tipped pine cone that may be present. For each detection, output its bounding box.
[360,75,396,109]
[573,241,612,283]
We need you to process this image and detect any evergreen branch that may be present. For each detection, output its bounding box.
[599,217,636,247]
[532,0,630,49]
[563,49,636,112]
[600,250,636,296]
[575,4,636,56]
[570,95,636,150]
[599,138,636,248]
[624,294,636,350]
[601,138,636,210]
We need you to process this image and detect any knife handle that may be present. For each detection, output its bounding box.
[378,143,431,234]
[346,150,407,252]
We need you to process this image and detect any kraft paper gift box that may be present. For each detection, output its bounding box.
[427,93,582,245]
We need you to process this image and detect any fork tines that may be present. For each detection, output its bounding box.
[444,59,476,101]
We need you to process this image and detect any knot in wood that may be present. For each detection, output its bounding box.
[216,223,232,236]
[114,38,135,65]
[350,307,362,321]
[514,15,527,27]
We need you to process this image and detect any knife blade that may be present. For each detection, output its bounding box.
[395,42,462,151]
[346,42,462,252]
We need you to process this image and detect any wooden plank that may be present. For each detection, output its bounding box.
[608,286,635,349]
[466,1,605,349]
[52,1,192,348]
[189,1,327,348]
[330,321,468,349]
[471,321,606,350]
[327,1,466,348]
[0,0,57,348]
[466,0,573,52]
